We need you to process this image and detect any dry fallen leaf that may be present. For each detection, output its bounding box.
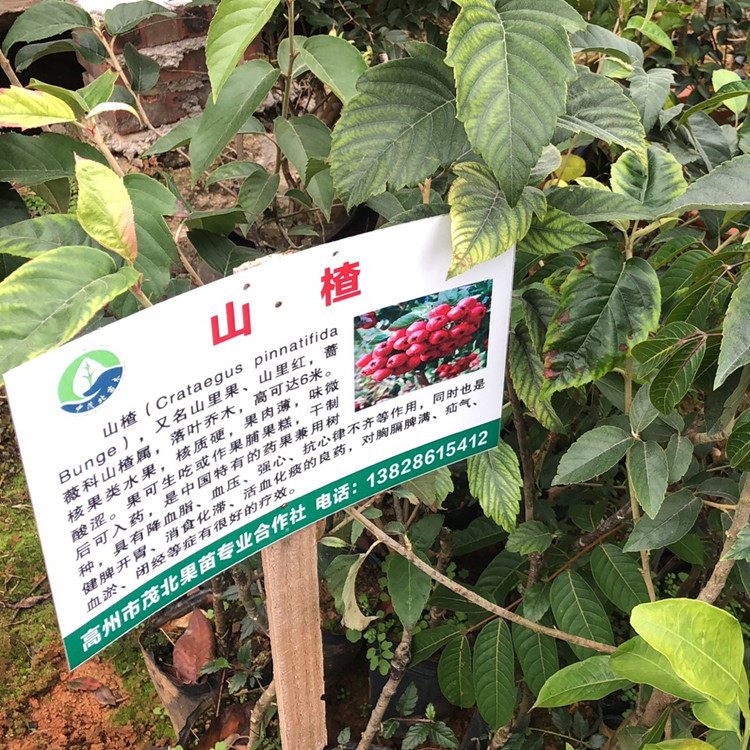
[67,676,103,692]
[94,685,119,707]
[172,608,216,685]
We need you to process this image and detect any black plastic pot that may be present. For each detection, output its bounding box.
[460,708,491,749]
[323,630,363,682]
[368,659,452,722]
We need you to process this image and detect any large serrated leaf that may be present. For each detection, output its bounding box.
[670,155,750,213]
[650,335,706,413]
[549,571,613,659]
[629,68,674,132]
[467,444,522,532]
[535,655,629,707]
[546,185,654,222]
[0,214,94,258]
[0,247,138,378]
[476,551,526,602]
[448,161,544,277]
[446,0,577,205]
[190,61,279,181]
[509,325,563,431]
[558,67,646,154]
[628,441,669,519]
[543,246,661,392]
[293,34,366,103]
[571,24,644,67]
[624,490,701,552]
[438,634,474,708]
[518,206,605,256]
[386,553,432,631]
[715,271,750,388]
[411,622,462,666]
[473,620,514,729]
[631,599,745,705]
[590,544,649,614]
[611,145,687,213]
[3,0,91,53]
[512,620,559,696]
[206,0,282,98]
[727,410,750,472]
[104,0,174,34]
[553,425,634,485]
[331,43,468,209]
[610,636,706,702]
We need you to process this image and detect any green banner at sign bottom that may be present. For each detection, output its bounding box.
[64,419,501,668]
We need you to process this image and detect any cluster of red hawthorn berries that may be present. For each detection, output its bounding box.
[356,296,487,383]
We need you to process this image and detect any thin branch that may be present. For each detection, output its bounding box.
[89,123,126,177]
[356,629,413,750]
[247,680,276,747]
[346,506,616,654]
[0,50,23,87]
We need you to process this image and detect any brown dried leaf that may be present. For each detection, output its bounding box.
[68,676,103,692]
[94,685,119,706]
[172,608,215,685]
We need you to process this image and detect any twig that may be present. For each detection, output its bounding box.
[231,566,268,636]
[212,577,227,652]
[177,223,205,286]
[356,629,413,750]
[88,122,126,176]
[130,285,153,308]
[247,680,276,747]
[0,49,23,87]
[346,506,616,654]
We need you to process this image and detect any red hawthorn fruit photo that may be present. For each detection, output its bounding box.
[353,280,492,411]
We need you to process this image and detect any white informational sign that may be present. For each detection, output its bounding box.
[4,215,513,669]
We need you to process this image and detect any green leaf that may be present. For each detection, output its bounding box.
[3,0,92,53]
[626,16,674,54]
[650,336,706,413]
[632,321,698,367]
[190,60,279,181]
[512,621,559,696]
[506,521,553,555]
[467,444,522,532]
[610,146,687,213]
[610,636,706,702]
[438,635,474,708]
[727,410,750,472]
[104,0,174,35]
[692,698,740,733]
[325,554,378,632]
[0,87,77,129]
[206,0,281,98]
[411,623,462,666]
[631,599,746,705]
[542,246,661,392]
[628,441,669,518]
[114,173,177,311]
[509,325,563,431]
[124,43,160,93]
[535,655,630,708]
[571,24,644,67]
[144,116,200,156]
[446,0,577,205]
[624,490,702,551]
[402,724,430,750]
[549,571,613,659]
[75,157,137,262]
[0,246,138,377]
[558,67,646,154]
[452,517,505,557]
[400,467,453,509]
[715,271,750,388]
[273,115,331,178]
[724,527,750,562]
[629,68,674,132]
[553,425,634,485]
[591,544,648,614]
[473,620,515,729]
[238,169,280,219]
[448,161,545,277]
[330,43,467,209]
[476,551,526,602]
[294,35,367,103]
[546,185,653,222]
[14,39,76,72]
[386,553,432,631]
[670,155,750,213]
[644,742,715,750]
[0,214,93,258]
[630,384,659,433]
[78,70,118,111]
[206,161,264,186]
[666,433,693,484]
[518,206,605,256]
[680,79,750,124]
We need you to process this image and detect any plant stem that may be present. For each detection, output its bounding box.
[274,0,296,178]
[89,123,126,176]
[130,285,153,308]
[346,506,616,654]
[356,629,413,750]
[248,679,276,746]
[211,577,227,651]
[0,49,23,87]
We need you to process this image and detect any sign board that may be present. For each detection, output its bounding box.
[4,215,513,669]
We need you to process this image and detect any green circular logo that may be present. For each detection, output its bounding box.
[58,350,123,413]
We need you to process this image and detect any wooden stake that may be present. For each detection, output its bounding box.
[261,524,327,749]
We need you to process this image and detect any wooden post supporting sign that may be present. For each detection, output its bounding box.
[261,523,327,749]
